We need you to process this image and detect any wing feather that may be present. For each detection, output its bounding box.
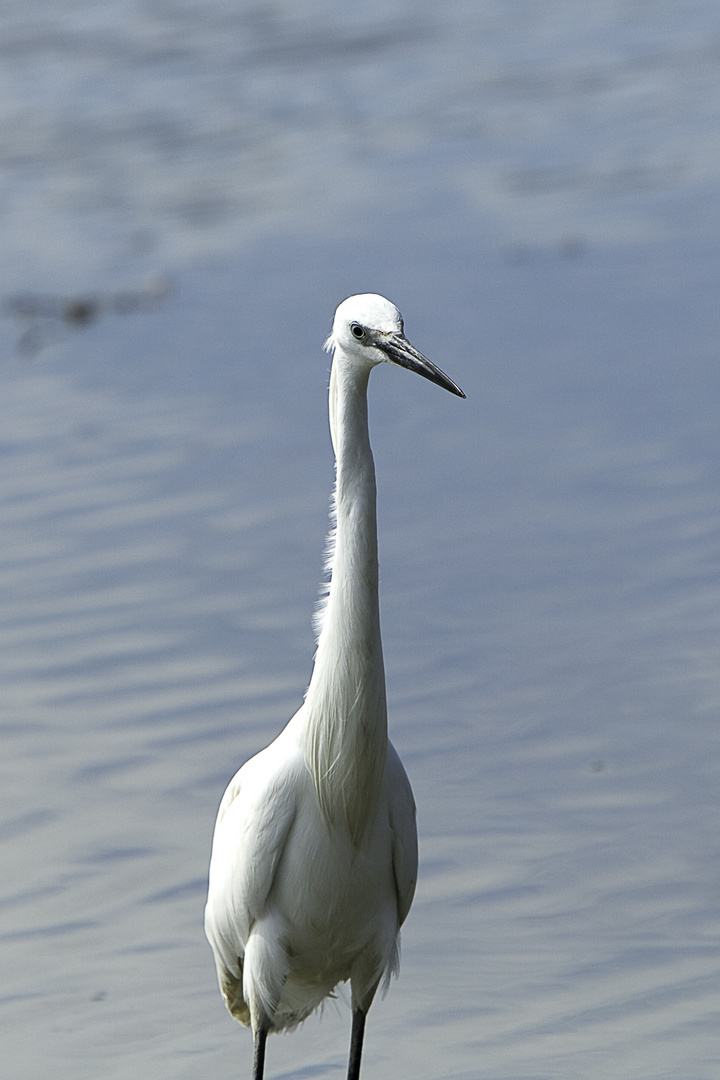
[204,743,299,984]
[387,741,418,927]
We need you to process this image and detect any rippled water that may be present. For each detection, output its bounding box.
[1,3,720,1079]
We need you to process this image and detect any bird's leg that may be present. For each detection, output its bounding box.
[347,1007,366,1080]
[252,1025,268,1080]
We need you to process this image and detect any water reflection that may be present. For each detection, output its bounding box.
[4,275,171,357]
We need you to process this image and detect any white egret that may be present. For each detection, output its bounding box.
[205,294,465,1080]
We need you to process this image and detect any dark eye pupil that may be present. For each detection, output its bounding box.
[351,324,364,338]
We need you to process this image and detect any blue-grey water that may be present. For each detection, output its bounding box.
[1,3,720,1079]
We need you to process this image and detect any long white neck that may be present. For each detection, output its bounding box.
[303,355,387,845]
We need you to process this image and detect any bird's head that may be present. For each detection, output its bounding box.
[325,293,465,398]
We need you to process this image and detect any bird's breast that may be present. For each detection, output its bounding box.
[270,784,397,963]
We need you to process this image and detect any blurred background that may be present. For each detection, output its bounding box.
[1,3,720,1078]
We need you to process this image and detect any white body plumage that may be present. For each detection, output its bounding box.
[204,294,464,1080]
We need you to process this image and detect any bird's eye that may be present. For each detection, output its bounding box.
[350,323,365,340]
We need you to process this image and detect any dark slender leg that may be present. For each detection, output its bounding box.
[252,1026,268,1080]
[347,1008,366,1080]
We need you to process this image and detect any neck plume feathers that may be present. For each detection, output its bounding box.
[304,358,388,845]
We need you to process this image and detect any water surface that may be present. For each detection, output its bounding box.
[1,3,720,1079]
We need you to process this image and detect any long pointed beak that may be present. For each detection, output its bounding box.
[380,333,466,398]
